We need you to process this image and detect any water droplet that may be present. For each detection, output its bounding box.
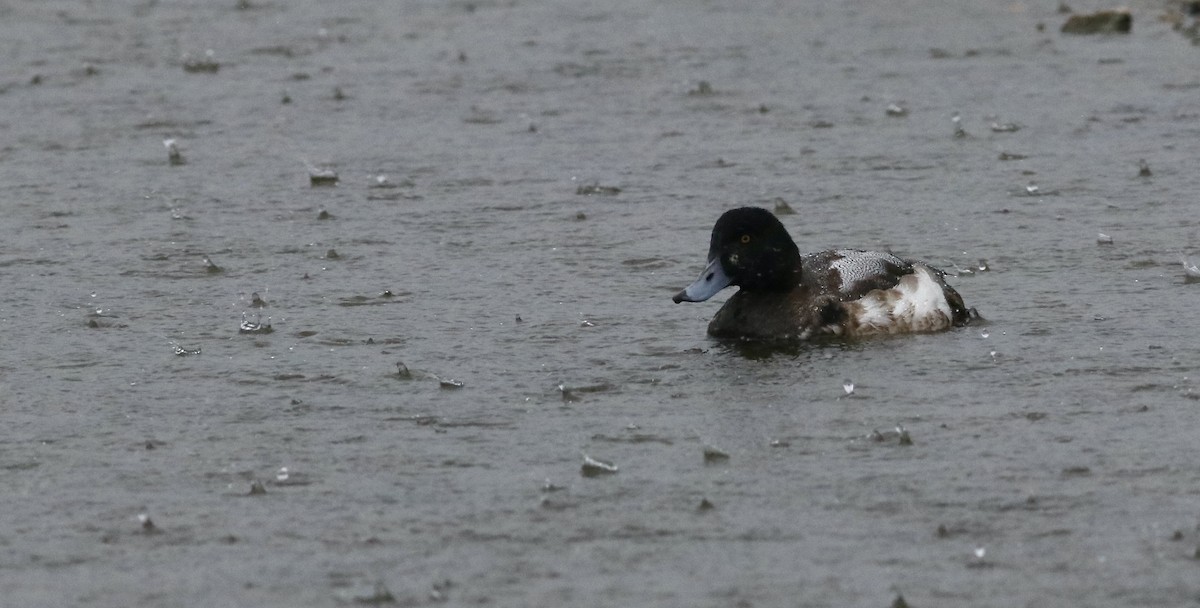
[843,380,855,395]
[276,467,289,481]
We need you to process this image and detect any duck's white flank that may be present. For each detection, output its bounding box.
[848,264,954,335]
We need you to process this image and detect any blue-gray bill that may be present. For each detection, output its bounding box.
[672,258,732,303]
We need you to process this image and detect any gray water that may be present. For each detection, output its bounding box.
[3,1,1200,606]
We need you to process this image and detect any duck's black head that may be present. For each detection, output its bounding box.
[673,207,802,303]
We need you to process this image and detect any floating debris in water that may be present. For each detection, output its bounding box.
[575,182,620,196]
[977,259,990,272]
[138,513,159,534]
[281,91,291,104]
[163,138,184,165]
[697,498,715,512]
[515,314,523,322]
[182,49,220,73]
[891,595,911,608]
[239,312,273,334]
[1061,9,1131,34]
[438,377,464,389]
[250,292,268,308]
[396,362,413,379]
[325,249,340,260]
[769,439,790,448]
[580,319,595,327]
[1097,232,1113,245]
[990,122,1020,132]
[317,209,333,220]
[1138,159,1152,177]
[885,103,908,117]
[688,80,714,96]
[897,425,913,446]
[843,380,855,396]
[333,86,346,101]
[580,454,618,477]
[772,197,796,215]
[308,166,339,186]
[702,445,730,463]
[952,113,967,138]
[172,344,201,356]
[1025,183,1040,195]
[998,152,1027,161]
[248,480,267,495]
[542,479,565,493]
[574,211,587,221]
[1182,256,1200,281]
[370,174,394,188]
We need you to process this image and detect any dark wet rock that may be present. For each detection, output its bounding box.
[203,255,223,274]
[1061,9,1132,34]
[580,454,618,477]
[138,513,159,534]
[688,80,714,96]
[772,197,795,215]
[702,445,730,463]
[309,167,339,186]
[355,582,396,604]
[182,51,220,73]
[430,579,453,602]
[163,139,184,165]
[395,362,412,379]
[575,182,620,196]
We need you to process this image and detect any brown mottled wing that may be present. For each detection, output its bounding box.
[800,249,914,301]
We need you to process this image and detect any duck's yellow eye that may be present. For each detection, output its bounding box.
[740,234,751,244]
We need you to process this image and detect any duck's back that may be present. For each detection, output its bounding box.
[800,249,914,300]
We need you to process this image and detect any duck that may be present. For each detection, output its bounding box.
[672,207,971,340]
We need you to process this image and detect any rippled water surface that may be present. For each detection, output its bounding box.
[4,1,1200,606]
